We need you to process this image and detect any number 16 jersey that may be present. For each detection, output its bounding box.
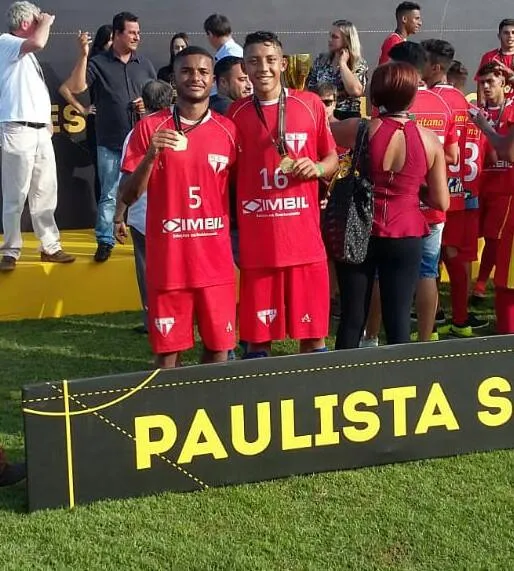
[228,89,336,269]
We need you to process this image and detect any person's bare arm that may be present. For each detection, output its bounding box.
[58,83,88,115]
[330,117,361,149]
[339,50,364,97]
[444,142,459,166]
[20,12,54,55]
[65,32,91,94]
[470,108,514,162]
[420,129,450,211]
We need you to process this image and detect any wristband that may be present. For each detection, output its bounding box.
[315,163,325,177]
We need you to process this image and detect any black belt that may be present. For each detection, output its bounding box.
[14,121,47,129]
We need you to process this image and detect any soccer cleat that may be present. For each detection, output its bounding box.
[242,351,268,360]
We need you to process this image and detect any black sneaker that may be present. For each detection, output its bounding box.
[0,462,26,487]
[468,313,489,329]
[94,243,113,263]
[435,309,446,325]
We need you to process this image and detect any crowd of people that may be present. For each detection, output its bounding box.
[2,3,514,373]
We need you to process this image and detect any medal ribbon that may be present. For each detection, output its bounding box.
[253,88,288,157]
[172,104,210,135]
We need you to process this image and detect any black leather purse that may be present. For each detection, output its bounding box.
[322,120,374,264]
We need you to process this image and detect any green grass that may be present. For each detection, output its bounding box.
[1,293,513,570]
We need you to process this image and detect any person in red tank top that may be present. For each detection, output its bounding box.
[476,19,514,104]
[423,39,489,337]
[472,64,514,303]
[229,31,339,359]
[331,62,449,349]
[378,2,422,65]
[120,47,237,368]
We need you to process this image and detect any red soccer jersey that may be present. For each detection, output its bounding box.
[431,83,470,211]
[228,89,336,269]
[480,101,514,195]
[410,86,457,224]
[476,49,514,77]
[122,108,237,290]
[463,121,483,206]
[378,33,404,65]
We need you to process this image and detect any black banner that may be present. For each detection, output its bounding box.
[22,336,514,511]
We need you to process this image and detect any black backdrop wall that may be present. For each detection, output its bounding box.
[1,0,510,230]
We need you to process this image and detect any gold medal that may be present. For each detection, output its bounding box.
[172,132,188,152]
[279,155,295,173]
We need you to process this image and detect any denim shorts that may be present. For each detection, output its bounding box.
[419,222,444,279]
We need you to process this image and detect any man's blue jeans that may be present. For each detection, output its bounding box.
[96,146,122,247]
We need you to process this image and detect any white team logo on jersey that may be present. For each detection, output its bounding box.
[257,309,277,326]
[226,321,233,333]
[208,154,229,173]
[301,314,312,324]
[285,132,307,153]
[155,317,175,337]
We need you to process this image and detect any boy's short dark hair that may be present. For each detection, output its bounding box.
[421,39,455,72]
[214,56,243,83]
[499,18,514,32]
[243,31,282,51]
[388,41,427,74]
[312,82,337,99]
[395,2,421,19]
[173,45,214,70]
[203,14,232,37]
[142,80,174,113]
[112,12,138,35]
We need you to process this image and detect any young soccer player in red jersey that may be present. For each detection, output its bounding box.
[476,19,514,103]
[423,39,488,337]
[378,2,422,65]
[228,31,339,358]
[473,64,514,300]
[120,47,237,368]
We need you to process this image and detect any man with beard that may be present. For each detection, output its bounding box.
[210,56,252,115]
[120,47,237,368]
[228,31,338,358]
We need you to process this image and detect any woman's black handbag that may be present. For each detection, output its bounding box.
[322,120,374,264]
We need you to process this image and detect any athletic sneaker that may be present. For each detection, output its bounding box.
[359,337,379,348]
[411,309,446,324]
[410,331,439,342]
[468,313,489,329]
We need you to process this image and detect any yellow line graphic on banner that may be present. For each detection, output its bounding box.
[22,369,161,418]
[63,380,75,508]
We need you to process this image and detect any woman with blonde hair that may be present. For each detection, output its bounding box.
[307,19,368,120]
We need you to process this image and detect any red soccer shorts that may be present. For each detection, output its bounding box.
[479,193,511,239]
[239,261,329,343]
[148,282,236,354]
[442,209,479,261]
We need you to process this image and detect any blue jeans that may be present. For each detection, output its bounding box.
[96,146,122,247]
[420,222,444,279]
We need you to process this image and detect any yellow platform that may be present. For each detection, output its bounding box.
[0,230,141,321]
[0,231,486,322]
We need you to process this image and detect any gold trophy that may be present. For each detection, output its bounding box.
[284,53,312,90]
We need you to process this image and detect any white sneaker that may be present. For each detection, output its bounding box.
[359,337,379,348]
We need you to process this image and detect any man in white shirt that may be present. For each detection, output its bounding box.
[0,1,75,271]
[203,14,243,96]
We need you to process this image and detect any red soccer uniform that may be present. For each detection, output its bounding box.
[431,84,469,212]
[410,86,457,224]
[228,89,336,270]
[478,102,514,239]
[378,33,404,65]
[463,121,484,205]
[122,108,237,353]
[228,89,336,343]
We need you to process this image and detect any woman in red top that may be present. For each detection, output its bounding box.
[331,62,448,349]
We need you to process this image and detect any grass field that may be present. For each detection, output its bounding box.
[1,292,513,570]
